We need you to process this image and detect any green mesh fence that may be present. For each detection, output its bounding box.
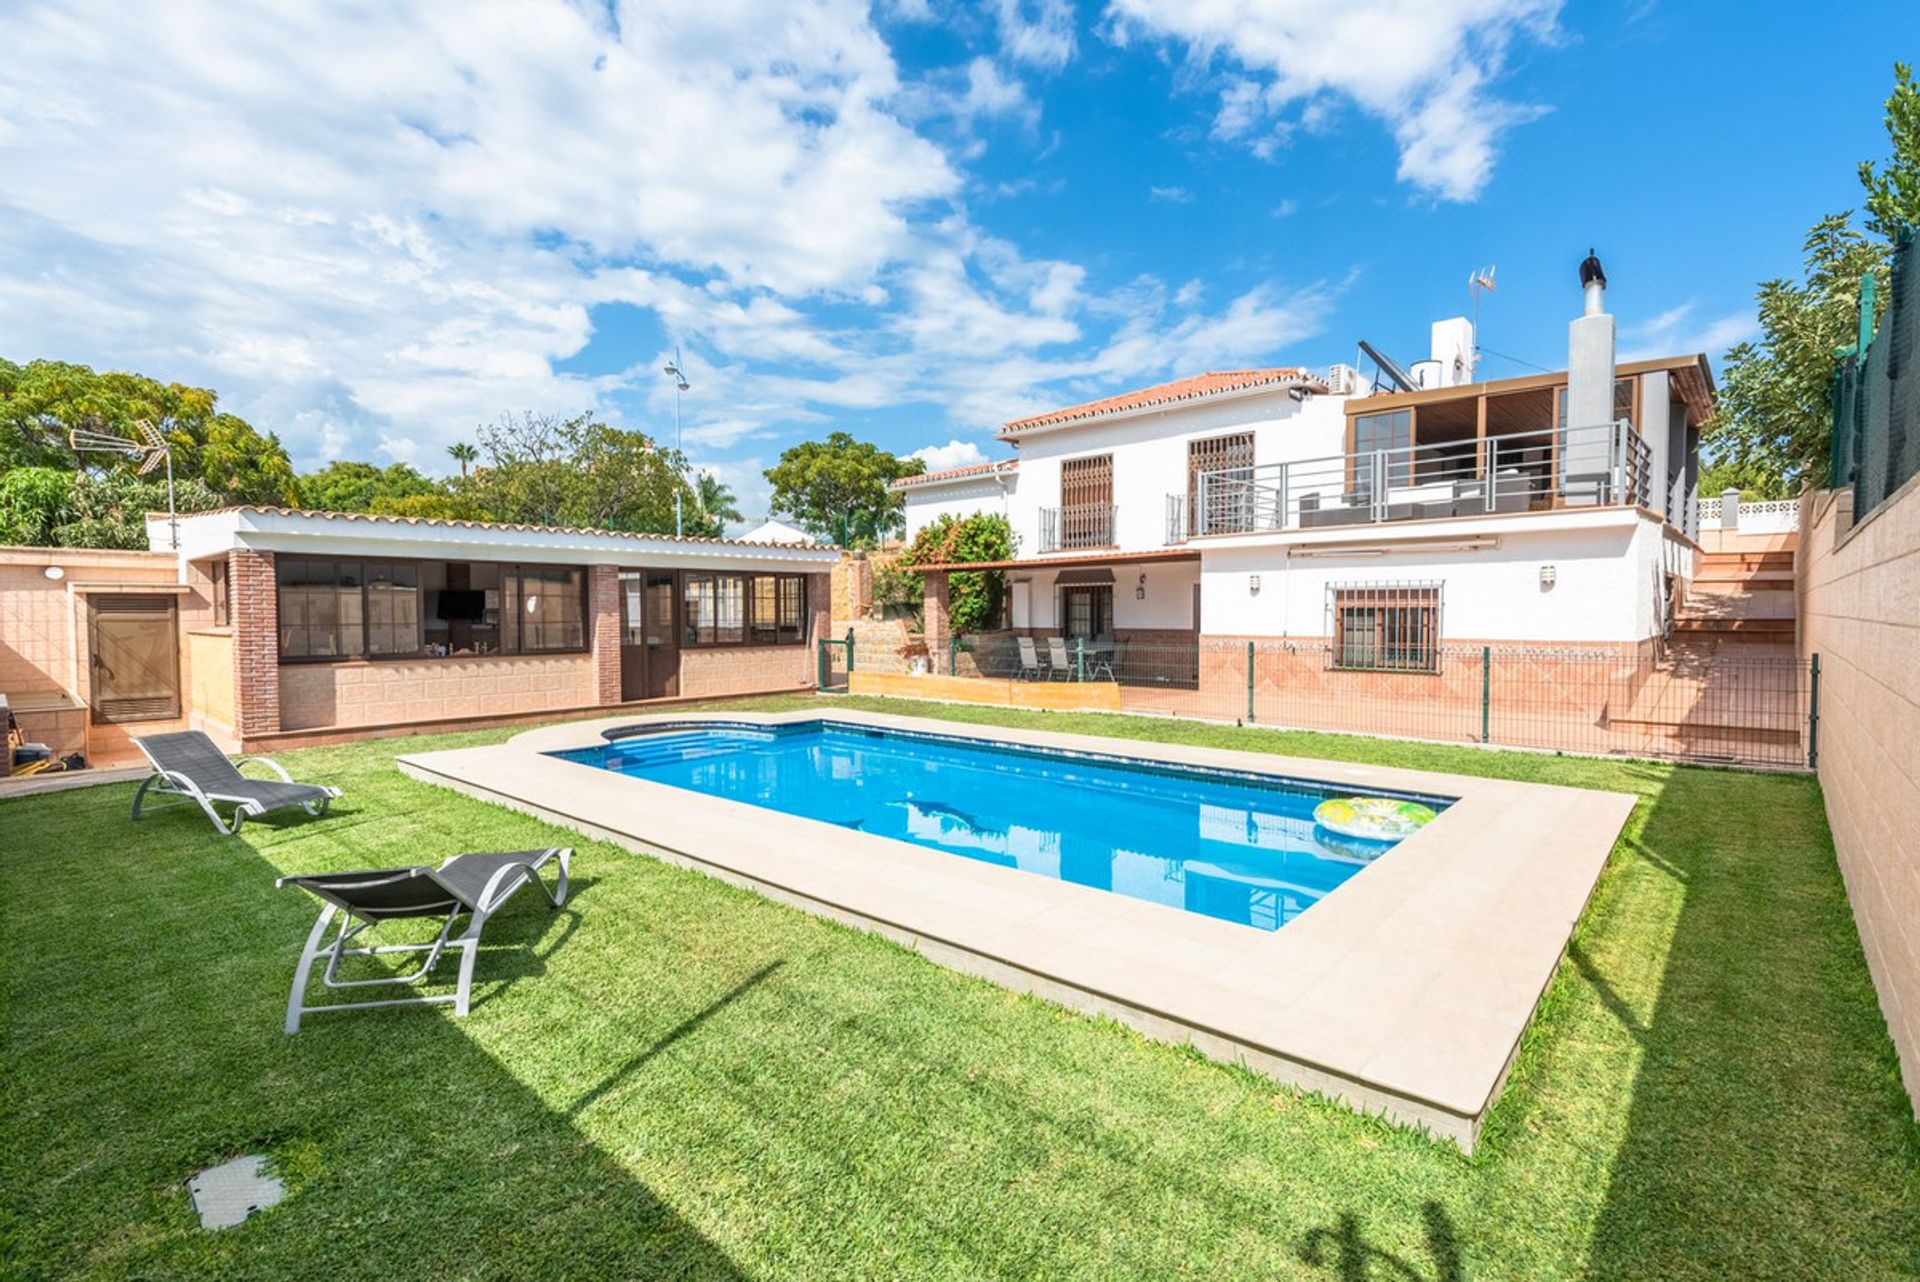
[1833,231,1919,523]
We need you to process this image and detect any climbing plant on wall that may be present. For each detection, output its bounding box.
[899,512,1015,634]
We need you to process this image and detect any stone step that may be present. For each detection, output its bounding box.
[1690,571,1795,588]
[1700,551,1794,571]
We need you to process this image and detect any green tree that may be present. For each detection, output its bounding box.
[368,491,487,520]
[688,471,742,538]
[1860,62,1920,240]
[1706,65,1920,495]
[899,512,1015,633]
[0,467,75,545]
[296,460,443,512]
[1705,216,1889,495]
[458,411,695,531]
[0,358,297,504]
[27,470,221,550]
[764,432,924,546]
[447,441,478,477]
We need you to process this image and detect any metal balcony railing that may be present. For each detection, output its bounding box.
[1192,421,1654,538]
[1040,502,1116,552]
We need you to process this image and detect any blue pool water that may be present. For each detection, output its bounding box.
[552,721,1452,933]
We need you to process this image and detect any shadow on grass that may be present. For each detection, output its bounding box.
[570,961,784,1119]
[1298,1201,1463,1281]
[1579,768,1920,1278]
[0,791,752,1281]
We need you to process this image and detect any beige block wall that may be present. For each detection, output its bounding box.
[0,547,190,765]
[1798,482,1920,1114]
[279,654,597,731]
[678,644,815,697]
[187,632,237,747]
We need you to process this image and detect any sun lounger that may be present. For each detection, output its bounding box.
[131,730,341,835]
[277,847,572,1032]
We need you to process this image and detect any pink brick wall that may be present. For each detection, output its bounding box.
[589,564,621,706]
[232,548,281,738]
[1799,483,1920,1115]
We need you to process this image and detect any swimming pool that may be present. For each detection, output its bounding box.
[552,720,1453,932]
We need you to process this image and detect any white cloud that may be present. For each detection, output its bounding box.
[1149,185,1195,203]
[996,0,1077,69]
[1620,303,1757,362]
[1105,0,1561,201]
[0,0,1347,486]
[911,439,991,470]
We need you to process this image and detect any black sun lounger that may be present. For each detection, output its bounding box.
[276,847,572,1033]
[131,731,341,835]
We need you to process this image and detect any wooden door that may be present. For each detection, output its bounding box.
[618,571,647,701]
[642,571,679,698]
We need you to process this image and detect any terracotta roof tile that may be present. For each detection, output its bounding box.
[1000,369,1325,436]
[887,459,1018,491]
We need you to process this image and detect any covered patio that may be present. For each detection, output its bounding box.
[915,548,1201,685]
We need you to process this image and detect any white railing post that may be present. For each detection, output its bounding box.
[1370,450,1389,522]
[1274,462,1288,530]
[1720,487,1740,531]
[1610,422,1627,505]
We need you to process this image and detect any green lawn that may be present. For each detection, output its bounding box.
[3,695,1916,1280]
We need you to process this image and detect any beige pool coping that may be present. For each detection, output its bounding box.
[398,709,1635,1151]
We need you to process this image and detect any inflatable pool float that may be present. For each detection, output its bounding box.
[1313,796,1438,842]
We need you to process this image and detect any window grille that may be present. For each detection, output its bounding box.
[1327,582,1443,673]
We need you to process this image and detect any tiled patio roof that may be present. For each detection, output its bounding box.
[910,548,1200,573]
[160,505,839,551]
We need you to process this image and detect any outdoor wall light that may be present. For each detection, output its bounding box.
[43,565,64,581]
[1249,574,1261,596]
[1539,565,1557,591]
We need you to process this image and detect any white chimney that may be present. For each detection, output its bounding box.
[1562,249,1616,503]
[1429,317,1476,387]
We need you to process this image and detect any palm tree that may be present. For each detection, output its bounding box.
[694,471,742,534]
[447,441,478,477]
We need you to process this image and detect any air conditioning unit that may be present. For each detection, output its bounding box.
[1324,363,1357,394]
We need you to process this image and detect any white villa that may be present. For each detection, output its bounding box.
[895,257,1715,673]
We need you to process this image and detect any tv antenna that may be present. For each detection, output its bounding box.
[69,420,177,550]
[1467,265,1497,380]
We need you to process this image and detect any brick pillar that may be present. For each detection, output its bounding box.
[589,565,622,705]
[231,548,281,740]
[806,570,832,686]
[922,570,949,674]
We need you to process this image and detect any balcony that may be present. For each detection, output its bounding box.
[1039,502,1117,553]
[1188,422,1654,539]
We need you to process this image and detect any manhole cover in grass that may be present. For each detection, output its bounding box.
[186,1155,283,1230]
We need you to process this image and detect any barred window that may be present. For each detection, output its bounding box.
[1330,583,1441,673]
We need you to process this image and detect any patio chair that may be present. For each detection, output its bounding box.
[277,847,572,1032]
[131,730,341,836]
[1047,636,1075,679]
[1015,636,1048,681]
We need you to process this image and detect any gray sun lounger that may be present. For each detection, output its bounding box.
[131,731,342,835]
[277,847,572,1032]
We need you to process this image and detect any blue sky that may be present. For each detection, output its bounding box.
[0,0,1909,523]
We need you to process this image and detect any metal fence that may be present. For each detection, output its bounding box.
[926,634,1816,770]
[1186,420,1652,539]
[1833,230,1919,526]
[816,628,854,691]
